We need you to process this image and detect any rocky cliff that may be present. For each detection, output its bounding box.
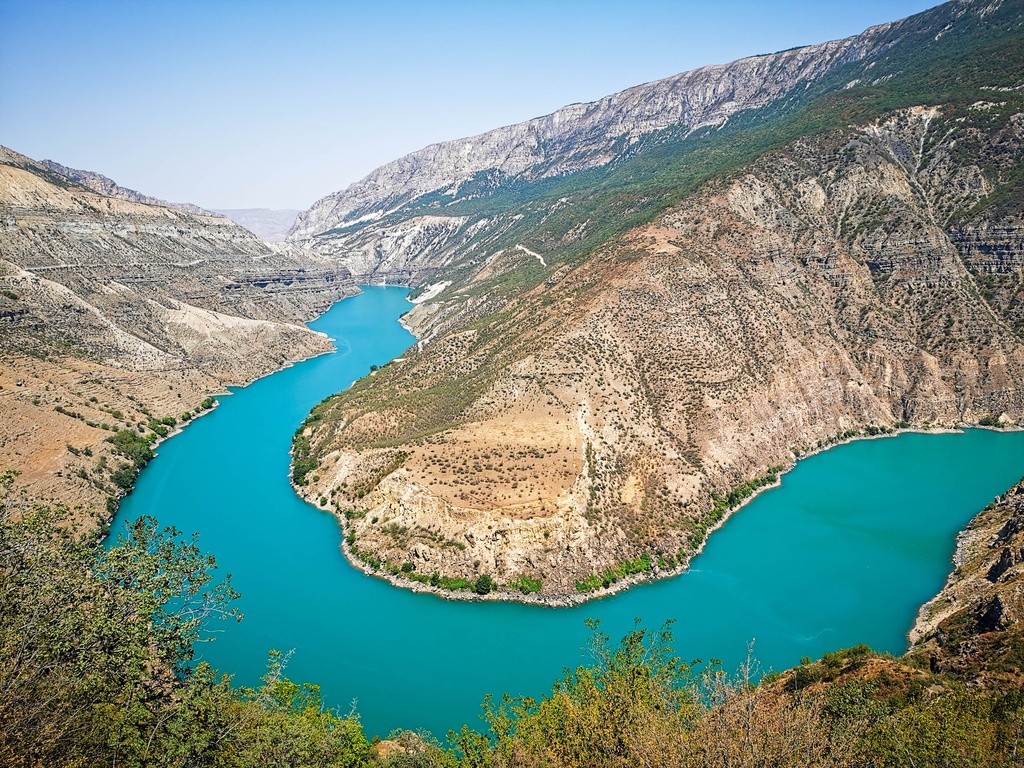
[287,0,1005,283]
[292,0,1024,601]
[289,27,900,242]
[1,146,356,516]
[910,475,1024,687]
[40,159,220,217]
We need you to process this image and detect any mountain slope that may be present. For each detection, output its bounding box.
[287,0,1023,284]
[289,11,913,242]
[292,0,1024,601]
[910,475,1024,687]
[40,159,220,217]
[0,146,355,516]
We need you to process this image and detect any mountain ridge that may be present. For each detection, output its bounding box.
[291,0,1024,600]
[0,145,355,516]
[39,157,221,217]
[283,0,1024,306]
[288,29,897,240]
[287,1,990,248]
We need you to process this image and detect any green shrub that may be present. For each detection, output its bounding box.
[473,574,495,595]
[510,574,543,593]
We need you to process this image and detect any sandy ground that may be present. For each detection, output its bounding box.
[0,353,216,517]
[402,400,583,515]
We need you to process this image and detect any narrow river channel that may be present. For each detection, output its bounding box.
[113,285,1024,739]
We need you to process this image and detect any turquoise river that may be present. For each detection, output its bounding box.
[114,286,1024,739]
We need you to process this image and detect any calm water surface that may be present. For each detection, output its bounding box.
[115,286,1024,738]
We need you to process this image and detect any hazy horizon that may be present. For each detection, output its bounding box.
[1,0,941,211]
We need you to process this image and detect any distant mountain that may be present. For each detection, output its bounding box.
[287,0,1024,285]
[214,209,302,243]
[288,22,901,244]
[291,0,1024,601]
[40,159,220,217]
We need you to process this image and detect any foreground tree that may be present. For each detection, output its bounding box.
[0,472,368,767]
[450,618,700,768]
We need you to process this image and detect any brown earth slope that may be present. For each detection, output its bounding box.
[295,103,1024,601]
[0,147,355,517]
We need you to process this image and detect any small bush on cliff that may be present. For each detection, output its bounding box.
[473,574,495,594]
[106,428,155,467]
[510,574,543,593]
[292,431,317,486]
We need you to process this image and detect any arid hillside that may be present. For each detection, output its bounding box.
[295,97,1024,600]
[911,475,1024,687]
[288,0,1024,602]
[0,147,355,517]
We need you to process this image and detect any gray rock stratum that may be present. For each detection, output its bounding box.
[0,146,355,515]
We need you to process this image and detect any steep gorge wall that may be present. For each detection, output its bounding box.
[289,18,906,244]
[295,104,1024,600]
[285,0,1009,292]
[0,147,356,516]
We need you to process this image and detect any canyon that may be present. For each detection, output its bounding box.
[0,147,354,514]
[288,0,1024,599]
[3,0,1023,605]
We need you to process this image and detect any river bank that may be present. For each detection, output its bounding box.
[301,421,1021,608]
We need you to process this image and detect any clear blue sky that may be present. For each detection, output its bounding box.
[0,0,941,210]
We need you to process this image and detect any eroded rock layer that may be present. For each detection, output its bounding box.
[0,146,355,515]
[910,476,1024,688]
[296,100,1024,601]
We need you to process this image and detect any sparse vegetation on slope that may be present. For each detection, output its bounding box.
[296,83,1024,599]
[0,146,355,523]
[7,465,1024,767]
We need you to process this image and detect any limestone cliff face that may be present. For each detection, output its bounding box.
[290,29,898,243]
[1,146,353,378]
[0,146,356,515]
[296,102,1024,600]
[287,0,1001,288]
[292,0,1024,599]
